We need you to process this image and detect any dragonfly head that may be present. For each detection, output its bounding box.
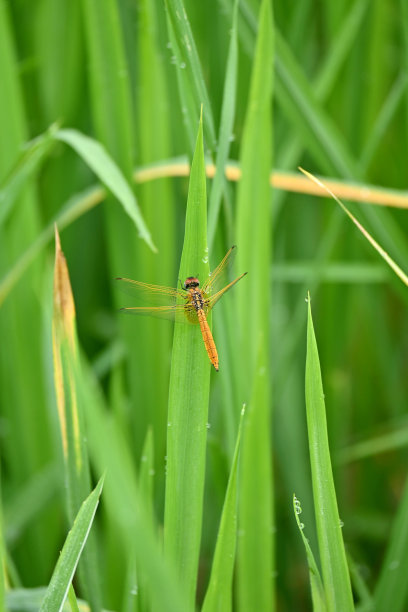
[184,276,200,290]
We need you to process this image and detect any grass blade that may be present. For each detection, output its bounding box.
[360,72,407,171]
[67,585,81,612]
[133,0,176,469]
[0,488,5,612]
[373,479,408,611]
[39,477,104,612]
[164,0,216,149]
[79,355,190,612]
[3,156,408,307]
[202,406,244,612]
[300,168,408,287]
[80,0,134,177]
[0,184,103,307]
[293,494,326,612]
[166,17,199,152]
[0,7,51,576]
[4,464,61,545]
[7,589,106,611]
[237,345,274,611]
[337,424,408,464]
[275,30,355,179]
[55,129,156,252]
[52,227,102,610]
[207,0,238,250]
[235,0,274,609]
[163,112,210,607]
[305,295,354,611]
[0,124,57,226]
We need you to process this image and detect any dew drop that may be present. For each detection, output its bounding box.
[293,495,302,515]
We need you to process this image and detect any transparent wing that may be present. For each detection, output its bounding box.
[116,277,185,306]
[206,272,247,309]
[120,303,198,324]
[116,277,198,323]
[116,246,246,322]
[201,246,238,296]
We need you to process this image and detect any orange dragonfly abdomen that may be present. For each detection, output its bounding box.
[197,308,219,371]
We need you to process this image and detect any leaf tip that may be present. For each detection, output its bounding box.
[53,229,76,332]
[54,223,61,252]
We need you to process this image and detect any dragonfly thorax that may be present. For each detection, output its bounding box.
[184,276,200,290]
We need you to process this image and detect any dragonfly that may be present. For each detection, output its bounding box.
[116,246,247,371]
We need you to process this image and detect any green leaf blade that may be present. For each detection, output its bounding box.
[163,113,211,607]
[39,477,104,612]
[55,129,156,252]
[164,0,216,149]
[0,125,57,227]
[202,407,244,612]
[207,0,239,250]
[235,0,274,609]
[373,481,408,611]
[293,494,327,612]
[305,296,354,611]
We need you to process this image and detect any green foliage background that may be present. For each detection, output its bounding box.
[1,0,408,610]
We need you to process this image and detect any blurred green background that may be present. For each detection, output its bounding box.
[1,0,408,610]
